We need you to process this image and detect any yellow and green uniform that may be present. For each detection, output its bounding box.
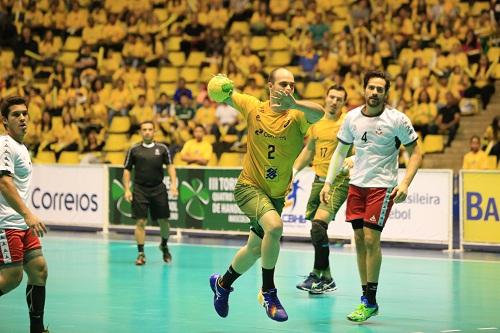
[230,92,310,237]
[305,114,351,221]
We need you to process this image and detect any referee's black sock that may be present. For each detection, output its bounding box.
[137,244,144,253]
[161,238,168,247]
[220,265,241,289]
[366,282,378,306]
[26,284,45,333]
[262,267,276,292]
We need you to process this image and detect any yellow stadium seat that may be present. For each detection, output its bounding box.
[153,8,168,22]
[103,134,128,152]
[303,82,325,99]
[168,52,185,67]
[387,64,402,79]
[58,52,79,66]
[0,49,14,69]
[180,67,199,83]
[145,67,158,85]
[35,151,56,164]
[153,132,166,143]
[218,153,243,167]
[186,83,199,96]
[221,134,238,144]
[229,21,250,35]
[204,134,216,144]
[173,153,187,166]
[487,47,499,64]
[471,2,489,16]
[268,51,291,67]
[63,36,82,52]
[159,83,177,96]
[166,36,182,51]
[129,133,142,145]
[159,67,178,83]
[250,36,268,52]
[58,151,80,164]
[200,66,217,82]
[186,51,205,67]
[423,135,444,153]
[105,151,126,165]
[109,116,131,134]
[52,116,63,130]
[269,35,289,51]
[333,5,349,18]
[207,153,218,167]
[331,20,348,34]
[486,156,497,170]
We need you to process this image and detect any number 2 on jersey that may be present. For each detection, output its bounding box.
[268,145,275,159]
[361,132,368,143]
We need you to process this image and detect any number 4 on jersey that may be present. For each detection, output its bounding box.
[361,132,368,143]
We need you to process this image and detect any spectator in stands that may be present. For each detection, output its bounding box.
[409,90,438,138]
[431,92,460,147]
[309,13,330,47]
[108,78,132,120]
[173,78,192,104]
[179,124,213,167]
[82,128,104,153]
[175,95,195,121]
[464,55,496,110]
[299,44,319,81]
[52,111,80,159]
[180,14,206,58]
[462,135,489,170]
[250,2,270,36]
[194,97,217,133]
[38,30,61,65]
[154,93,175,118]
[101,13,127,51]
[0,6,17,47]
[37,111,55,153]
[483,116,499,163]
[82,17,102,50]
[462,29,481,65]
[130,94,154,134]
[74,44,97,80]
[13,26,38,68]
[243,78,264,99]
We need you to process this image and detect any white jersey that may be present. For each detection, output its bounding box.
[0,135,32,230]
[337,105,418,188]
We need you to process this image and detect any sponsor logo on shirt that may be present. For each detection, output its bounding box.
[265,167,278,180]
[254,128,286,141]
[155,148,160,155]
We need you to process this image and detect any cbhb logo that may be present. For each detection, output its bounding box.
[466,192,499,221]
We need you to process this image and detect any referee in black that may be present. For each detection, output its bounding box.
[123,121,178,265]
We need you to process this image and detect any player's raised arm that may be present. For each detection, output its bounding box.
[270,90,324,123]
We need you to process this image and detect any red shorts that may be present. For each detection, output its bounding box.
[346,185,395,231]
[0,229,42,266]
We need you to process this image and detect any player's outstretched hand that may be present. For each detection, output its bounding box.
[25,213,47,237]
[391,183,408,203]
[270,91,296,110]
[320,183,331,204]
[124,189,133,202]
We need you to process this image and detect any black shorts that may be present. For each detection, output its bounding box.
[132,183,170,220]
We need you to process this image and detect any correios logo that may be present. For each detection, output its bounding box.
[111,179,132,218]
[180,178,209,220]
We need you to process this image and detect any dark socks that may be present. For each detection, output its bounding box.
[220,265,241,289]
[362,284,367,297]
[26,284,45,333]
[261,267,275,292]
[161,238,168,247]
[366,282,378,306]
[137,244,144,253]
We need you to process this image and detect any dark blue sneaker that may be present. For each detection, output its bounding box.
[309,277,337,294]
[257,288,288,322]
[209,274,233,318]
[296,272,320,291]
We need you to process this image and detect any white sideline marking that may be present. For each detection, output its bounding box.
[478,328,498,331]
[441,330,461,332]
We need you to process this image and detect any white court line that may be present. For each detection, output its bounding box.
[441,330,461,332]
[478,328,498,331]
[48,234,500,265]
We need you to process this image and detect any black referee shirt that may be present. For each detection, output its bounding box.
[124,142,172,187]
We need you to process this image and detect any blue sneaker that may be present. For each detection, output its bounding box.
[309,277,337,294]
[296,272,320,291]
[209,274,233,318]
[257,288,288,322]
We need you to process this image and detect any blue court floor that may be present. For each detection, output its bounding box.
[1,232,499,333]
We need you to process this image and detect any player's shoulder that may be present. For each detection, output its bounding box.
[383,105,412,123]
[155,142,170,153]
[128,143,142,152]
[0,135,19,152]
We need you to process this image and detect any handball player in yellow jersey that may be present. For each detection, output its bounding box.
[209,68,324,322]
[293,85,354,294]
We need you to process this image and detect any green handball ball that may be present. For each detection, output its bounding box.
[208,74,234,102]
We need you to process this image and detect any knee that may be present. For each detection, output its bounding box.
[354,230,365,245]
[364,234,379,251]
[2,269,23,292]
[265,221,283,239]
[310,220,329,247]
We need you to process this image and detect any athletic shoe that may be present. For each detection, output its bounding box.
[309,277,338,294]
[209,274,233,318]
[347,296,379,322]
[159,244,172,263]
[257,288,288,322]
[296,272,320,292]
[135,253,146,266]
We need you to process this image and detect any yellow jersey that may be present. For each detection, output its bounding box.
[309,113,347,177]
[231,92,310,198]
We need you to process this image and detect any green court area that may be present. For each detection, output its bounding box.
[1,235,499,333]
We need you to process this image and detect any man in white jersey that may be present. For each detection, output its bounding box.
[320,71,422,322]
[0,96,49,333]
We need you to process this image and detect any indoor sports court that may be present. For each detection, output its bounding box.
[1,231,499,333]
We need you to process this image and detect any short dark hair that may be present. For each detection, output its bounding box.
[363,70,391,93]
[194,123,206,132]
[326,84,348,101]
[470,135,480,142]
[1,96,27,119]
[140,120,155,129]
